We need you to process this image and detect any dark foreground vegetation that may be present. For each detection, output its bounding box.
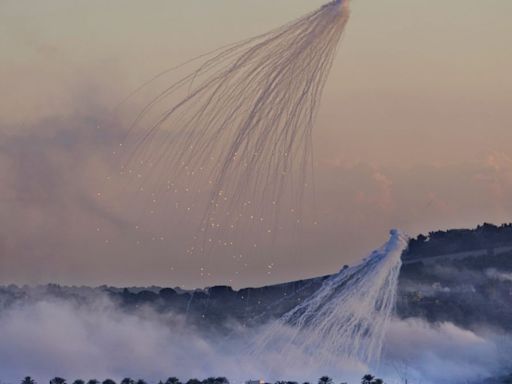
[12,374,512,384]
[14,376,386,384]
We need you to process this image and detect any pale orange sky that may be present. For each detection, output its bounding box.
[1,0,511,287]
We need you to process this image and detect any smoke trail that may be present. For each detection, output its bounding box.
[121,0,350,247]
[251,230,407,367]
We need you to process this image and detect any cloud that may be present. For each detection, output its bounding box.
[477,152,512,206]
[383,318,512,384]
[0,290,510,384]
[0,295,215,382]
[0,105,133,283]
[2,107,512,288]
[0,293,366,383]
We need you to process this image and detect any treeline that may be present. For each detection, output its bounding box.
[16,375,385,384]
[404,223,512,260]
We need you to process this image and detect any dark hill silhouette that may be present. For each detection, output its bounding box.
[1,223,512,332]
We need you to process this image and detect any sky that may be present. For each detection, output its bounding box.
[1,0,512,288]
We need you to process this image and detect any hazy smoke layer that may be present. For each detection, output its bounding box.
[0,292,510,384]
[383,319,512,384]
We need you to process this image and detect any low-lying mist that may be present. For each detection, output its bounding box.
[0,290,510,384]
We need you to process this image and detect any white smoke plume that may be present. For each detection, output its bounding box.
[251,230,406,366]
[117,0,351,257]
[486,268,512,282]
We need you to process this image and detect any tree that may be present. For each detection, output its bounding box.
[87,380,99,384]
[50,378,66,384]
[22,377,36,384]
[318,377,333,384]
[202,377,229,384]
[121,379,135,384]
[164,378,181,384]
[135,380,147,384]
[361,375,384,384]
[102,380,116,384]
[73,380,85,384]
[186,379,201,384]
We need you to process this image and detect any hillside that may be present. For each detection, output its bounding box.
[1,223,512,333]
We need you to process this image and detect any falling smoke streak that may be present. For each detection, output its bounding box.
[251,230,407,367]
[121,0,350,251]
[115,2,407,371]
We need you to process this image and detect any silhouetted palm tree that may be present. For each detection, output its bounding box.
[22,376,36,384]
[121,378,135,384]
[318,377,333,384]
[72,380,85,384]
[164,377,181,384]
[361,375,384,384]
[50,377,66,384]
